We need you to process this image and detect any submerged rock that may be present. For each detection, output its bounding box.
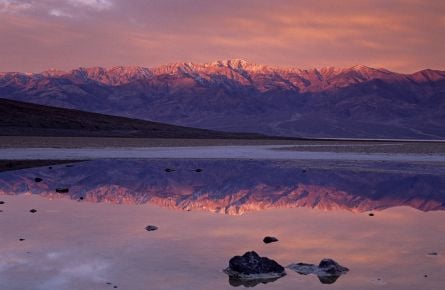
[287,258,349,284]
[56,188,69,193]
[318,259,349,275]
[228,275,281,287]
[263,236,279,244]
[224,251,286,282]
[164,168,175,173]
[34,177,43,183]
[194,169,203,173]
[29,209,37,213]
[145,225,158,231]
[0,201,5,204]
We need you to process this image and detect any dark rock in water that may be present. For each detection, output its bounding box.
[318,259,349,275]
[79,197,84,201]
[48,167,52,169]
[263,236,279,244]
[165,168,175,173]
[56,188,69,193]
[34,177,43,183]
[145,225,158,231]
[19,238,25,241]
[427,252,438,256]
[29,209,37,213]
[287,258,349,285]
[228,275,281,287]
[368,213,375,216]
[287,263,318,275]
[318,275,341,284]
[0,201,5,204]
[224,251,286,281]
[194,168,203,172]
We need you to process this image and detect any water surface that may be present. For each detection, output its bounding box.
[0,158,444,290]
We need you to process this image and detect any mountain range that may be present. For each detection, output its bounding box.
[1,59,444,139]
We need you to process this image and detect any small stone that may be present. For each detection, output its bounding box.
[56,188,69,193]
[19,238,25,241]
[165,168,175,172]
[34,177,43,183]
[194,169,203,172]
[79,197,84,201]
[29,209,37,213]
[263,236,279,244]
[368,213,375,216]
[0,201,5,205]
[424,274,428,278]
[145,225,158,231]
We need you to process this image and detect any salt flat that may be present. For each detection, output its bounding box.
[1,145,445,162]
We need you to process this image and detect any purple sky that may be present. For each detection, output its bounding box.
[0,0,444,73]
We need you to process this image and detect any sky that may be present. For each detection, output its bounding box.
[0,0,444,73]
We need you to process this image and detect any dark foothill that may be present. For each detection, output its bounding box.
[29,209,37,213]
[224,251,286,277]
[145,225,158,231]
[165,168,175,173]
[194,169,203,172]
[56,188,69,193]
[263,236,279,244]
[368,213,375,216]
[34,177,43,183]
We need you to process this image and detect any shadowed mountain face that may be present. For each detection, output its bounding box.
[0,98,270,139]
[0,159,444,214]
[1,60,444,139]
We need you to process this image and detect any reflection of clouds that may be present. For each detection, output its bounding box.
[0,249,110,290]
[39,258,109,290]
[67,0,112,11]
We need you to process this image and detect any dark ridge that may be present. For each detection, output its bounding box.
[0,98,295,140]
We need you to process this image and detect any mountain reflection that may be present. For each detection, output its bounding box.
[0,159,444,214]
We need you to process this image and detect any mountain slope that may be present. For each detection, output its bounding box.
[0,98,274,139]
[1,60,444,139]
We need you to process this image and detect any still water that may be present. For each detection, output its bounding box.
[0,159,444,289]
